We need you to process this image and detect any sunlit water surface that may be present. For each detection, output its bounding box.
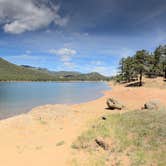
[0,82,110,119]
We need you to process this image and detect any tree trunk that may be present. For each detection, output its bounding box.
[139,71,142,86]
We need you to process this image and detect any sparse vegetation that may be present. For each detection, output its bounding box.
[72,109,166,166]
[35,146,43,150]
[56,141,65,146]
[38,117,47,125]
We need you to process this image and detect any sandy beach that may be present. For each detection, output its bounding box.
[0,77,166,166]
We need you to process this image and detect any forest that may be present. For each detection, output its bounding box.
[116,45,166,86]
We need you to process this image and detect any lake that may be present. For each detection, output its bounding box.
[0,82,110,120]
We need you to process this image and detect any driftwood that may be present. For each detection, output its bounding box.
[95,137,110,150]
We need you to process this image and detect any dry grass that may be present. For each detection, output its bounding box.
[72,109,166,166]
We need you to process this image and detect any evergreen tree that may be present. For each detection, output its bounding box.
[133,50,149,86]
[118,57,137,82]
[154,46,164,76]
[116,44,166,84]
[145,53,156,78]
[158,45,166,78]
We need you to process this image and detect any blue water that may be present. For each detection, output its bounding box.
[0,82,110,119]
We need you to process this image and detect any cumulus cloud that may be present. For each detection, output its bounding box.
[91,66,117,76]
[49,48,77,68]
[49,48,76,60]
[63,62,77,69]
[89,60,117,76]
[100,47,135,58]
[0,0,68,34]
[91,60,103,65]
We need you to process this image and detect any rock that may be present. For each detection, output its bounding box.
[92,125,96,128]
[106,98,124,110]
[95,137,109,150]
[101,116,107,120]
[143,100,160,110]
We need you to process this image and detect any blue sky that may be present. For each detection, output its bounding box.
[0,0,166,76]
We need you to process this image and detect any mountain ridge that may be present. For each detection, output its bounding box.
[0,57,109,81]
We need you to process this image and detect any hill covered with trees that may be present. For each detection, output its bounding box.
[0,58,109,81]
[116,45,166,86]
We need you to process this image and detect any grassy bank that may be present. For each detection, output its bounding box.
[71,109,166,166]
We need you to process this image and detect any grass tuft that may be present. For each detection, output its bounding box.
[56,141,65,146]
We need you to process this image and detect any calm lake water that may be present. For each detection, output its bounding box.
[0,82,110,120]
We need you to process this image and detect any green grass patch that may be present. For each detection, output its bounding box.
[72,118,110,149]
[38,117,47,125]
[72,109,166,166]
[70,152,107,166]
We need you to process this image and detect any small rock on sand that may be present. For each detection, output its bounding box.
[143,100,161,110]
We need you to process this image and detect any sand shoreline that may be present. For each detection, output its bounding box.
[0,81,113,166]
[0,77,166,166]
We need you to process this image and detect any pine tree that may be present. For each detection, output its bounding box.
[133,50,149,86]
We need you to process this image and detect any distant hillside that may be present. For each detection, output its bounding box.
[0,58,109,81]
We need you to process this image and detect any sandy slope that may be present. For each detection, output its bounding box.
[0,77,166,166]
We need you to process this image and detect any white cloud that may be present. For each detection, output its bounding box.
[81,63,117,76]
[25,50,32,54]
[81,60,117,76]
[91,60,103,65]
[0,0,68,34]
[49,48,77,68]
[50,48,76,57]
[100,48,135,58]
[63,62,77,69]
[91,66,117,76]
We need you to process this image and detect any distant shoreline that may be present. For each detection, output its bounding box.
[0,80,109,83]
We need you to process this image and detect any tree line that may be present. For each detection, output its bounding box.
[116,45,166,86]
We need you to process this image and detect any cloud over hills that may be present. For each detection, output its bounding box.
[49,48,77,68]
